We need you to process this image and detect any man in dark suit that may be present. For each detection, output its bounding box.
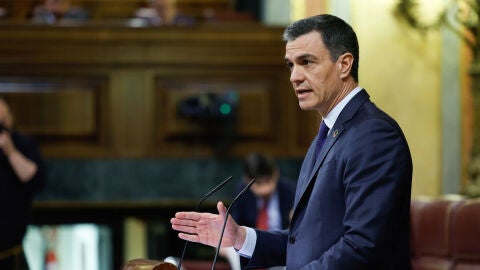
[221,152,295,270]
[171,14,413,270]
[232,152,295,231]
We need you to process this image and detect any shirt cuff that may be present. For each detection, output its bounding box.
[236,226,256,258]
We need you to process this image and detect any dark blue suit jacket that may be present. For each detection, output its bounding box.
[243,90,413,269]
[231,179,296,230]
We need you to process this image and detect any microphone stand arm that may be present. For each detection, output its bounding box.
[211,178,256,270]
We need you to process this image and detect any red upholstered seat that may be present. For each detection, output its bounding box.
[410,199,463,270]
[451,200,480,270]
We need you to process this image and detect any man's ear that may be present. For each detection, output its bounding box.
[337,53,354,80]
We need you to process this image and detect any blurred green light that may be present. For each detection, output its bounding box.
[219,103,232,115]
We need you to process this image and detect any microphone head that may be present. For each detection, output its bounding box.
[164,256,183,270]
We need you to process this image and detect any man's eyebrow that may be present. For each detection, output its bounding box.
[297,53,315,60]
[285,53,316,63]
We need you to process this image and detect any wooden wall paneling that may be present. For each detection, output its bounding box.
[109,69,155,157]
[154,73,275,157]
[0,25,317,158]
[7,91,95,136]
[87,0,140,20]
[0,75,112,157]
[152,65,307,157]
[0,25,286,67]
[159,79,272,137]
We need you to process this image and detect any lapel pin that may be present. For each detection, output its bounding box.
[333,130,339,137]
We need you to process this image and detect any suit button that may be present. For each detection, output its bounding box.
[289,236,295,244]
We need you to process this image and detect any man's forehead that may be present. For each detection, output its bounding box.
[286,32,323,51]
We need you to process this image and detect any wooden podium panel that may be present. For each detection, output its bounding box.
[122,258,231,270]
[123,259,178,270]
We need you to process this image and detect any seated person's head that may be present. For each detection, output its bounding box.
[45,0,71,15]
[243,152,279,199]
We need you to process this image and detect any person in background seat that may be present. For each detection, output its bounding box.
[221,152,295,270]
[231,152,295,231]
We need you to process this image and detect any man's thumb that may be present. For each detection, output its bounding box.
[217,201,227,216]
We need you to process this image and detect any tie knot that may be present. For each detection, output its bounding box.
[314,121,329,158]
[318,121,329,140]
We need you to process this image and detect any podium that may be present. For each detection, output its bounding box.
[123,258,232,270]
[123,259,178,270]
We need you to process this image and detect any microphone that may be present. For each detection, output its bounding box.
[177,175,233,270]
[211,178,256,270]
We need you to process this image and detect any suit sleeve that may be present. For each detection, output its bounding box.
[241,229,289,268]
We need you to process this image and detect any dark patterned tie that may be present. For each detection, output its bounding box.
[314,121,330,158]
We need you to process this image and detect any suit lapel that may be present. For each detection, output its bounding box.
[291,90,370,221]
[292,127,341,208]
[293,143,316,207]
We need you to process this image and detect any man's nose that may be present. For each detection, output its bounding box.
[290,66,304,84]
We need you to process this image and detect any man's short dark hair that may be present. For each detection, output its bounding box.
[283,14,359,82]
[243,152,276,180]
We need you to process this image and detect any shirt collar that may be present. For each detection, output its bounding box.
[323,86,363,130]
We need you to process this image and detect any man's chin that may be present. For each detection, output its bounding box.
[298,101,315,111]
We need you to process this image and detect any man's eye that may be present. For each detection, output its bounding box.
[302,60,312,65]
[285,62,293,70]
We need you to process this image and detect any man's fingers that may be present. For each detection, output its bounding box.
[178,233,199,243]
[171,214,216,234]
[174,211,202,220]
[175,211,218,220]
[171,217,198,227]
[217,201,227,216]
[171,213,216,228]
[171,223,198,234]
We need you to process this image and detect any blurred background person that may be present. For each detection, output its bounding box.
[0,97,46,270]
[232,152,295,230]
[31,0,89,24]
[221,152,296,270]
[133,0,194,26]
